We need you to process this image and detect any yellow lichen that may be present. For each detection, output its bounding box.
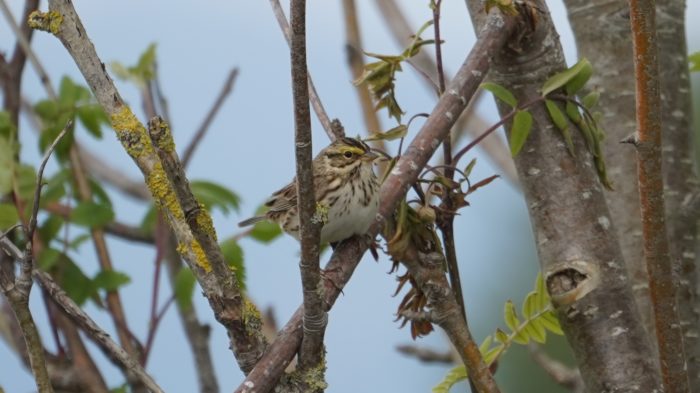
[145,161,184,221]
[195,206,218,242]
[191,240,211,272]
[151,119,175,153]
[110,106,155,158]
[27,11,63,34]
[312,202,329,224]
[242,297,262,331]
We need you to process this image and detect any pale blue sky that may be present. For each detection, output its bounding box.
[1,1,699,392]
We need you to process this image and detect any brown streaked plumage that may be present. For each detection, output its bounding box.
[238,137,381,244]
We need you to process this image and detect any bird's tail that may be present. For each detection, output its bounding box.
[237,216,266,227]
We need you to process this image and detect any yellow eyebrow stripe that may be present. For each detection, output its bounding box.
[337,146,365,155]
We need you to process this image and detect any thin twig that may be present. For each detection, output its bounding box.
[528,344,583,392]
[181,67,239,167]
[269,0,340,140]
[27,121,71,240]
[31,268,165,393]
[290,0,326,376]
[629,0,689,391]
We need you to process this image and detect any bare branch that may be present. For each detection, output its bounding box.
[629,0,689,390]
[31,0,267,372]
[32,269,164,393]
[528,344,583,392]
[27,120,70,240]
[181,67,239,167]
[289,0,326,377]
[269,0,340,140]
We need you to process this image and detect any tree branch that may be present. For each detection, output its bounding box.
[289,0,326,378]
[31,0,267,373]
[629,0,689,390]
[269,0,341,141]
[236,10,518,392]
[464,0,665,390]
[181,67,239,168]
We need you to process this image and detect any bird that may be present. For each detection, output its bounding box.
[238,137,381,244]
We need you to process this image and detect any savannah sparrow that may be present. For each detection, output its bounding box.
[238,137,381,244]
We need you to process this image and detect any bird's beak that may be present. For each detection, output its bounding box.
[362,151,380,162]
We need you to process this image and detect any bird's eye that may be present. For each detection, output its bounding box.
[343,151,353,158]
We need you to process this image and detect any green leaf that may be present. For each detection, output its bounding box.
[432,364,467,393]
[483,345,503,365]
[540,311,564,335]
[70,201,114,228]
[522,292,537,319]
[565,101,582,124]
[582,90,600,109]
[190,180,240,215]
[690,51,700,72]
[76,104,107,138]
[509,110,533,156]
[174,268,196,310]
[38,248,62,270]
[494,328,508,344]
[481,82,517,107]
[536,273,549,309]
[220,238,246,290]
[0,136,17,194]
[41,169,69,206]
[479,334,493,354]
[541,58,593,96]
[59,76,90,106]
[68,233,91,250]
[93,270,131,291]
[140,205,158,234]
[0,110,17,138]
[60,259,96,306]
[504,300,520,332]
[89,178,113,208]
[364,124,408,142]
[249,220,282,243]
[527,319,547,343]
[0,203,19,230]
[545,99,575,155]
[39,214,64,243]
[34,99,60,121]
[135,43,157,81]
[15,164,37,202]
[463,158,477,178]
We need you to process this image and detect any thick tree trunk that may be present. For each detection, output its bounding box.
[464,1,663,390]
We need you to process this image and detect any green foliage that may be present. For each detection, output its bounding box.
[0,110,17,138]
[190,180,240,215]
[509,110,532,156]
[354,21,435,123]
[38,215,64,244]
[0,203,19,230]
[111,43,158,87]
[481,82,517,108]
[174,267,196,310]
[15,165,37,204]
[541,58,592,96]
[433,274,563,393]
[70,201,115,228]
[34,76,108,159]
[690,51,700,72]
[93,270,131,292]
[249,220,282,243]
[364,124,408,142]
[540,58,612,189]
[0,135,17,194]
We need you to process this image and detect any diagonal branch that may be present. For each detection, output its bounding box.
[236,10,518,392]
[269,0,340,141]
[31,0,267,373]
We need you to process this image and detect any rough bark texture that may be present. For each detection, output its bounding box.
[655,0,700,387]
[566,0,699,386]
[563,0,653,343]
[465,1,663,390]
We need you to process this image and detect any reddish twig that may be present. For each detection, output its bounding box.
[629,0,689,391]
